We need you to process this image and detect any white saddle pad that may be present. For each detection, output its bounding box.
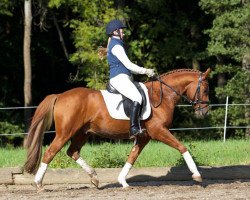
[100,83,151,120]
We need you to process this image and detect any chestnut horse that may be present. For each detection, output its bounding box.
[24,68,211,189]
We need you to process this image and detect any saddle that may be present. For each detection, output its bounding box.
[106,81,147,118]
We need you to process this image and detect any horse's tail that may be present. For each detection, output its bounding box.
[24,94,58,174]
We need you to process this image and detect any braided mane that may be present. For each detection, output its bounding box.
[159,68,200,78]
[144,68,201,83]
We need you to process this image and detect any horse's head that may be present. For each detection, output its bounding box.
[186,68,211,117]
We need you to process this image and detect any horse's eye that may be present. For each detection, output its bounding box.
[203,88,209,94]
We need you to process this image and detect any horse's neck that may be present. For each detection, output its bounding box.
[146,71,198,107]
[159,72,198,105]
[164,73,196,93]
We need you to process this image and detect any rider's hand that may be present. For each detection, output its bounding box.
[145,69,155,77]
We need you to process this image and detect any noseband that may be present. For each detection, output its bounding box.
[191,74,210,111]
[150,73,209,111]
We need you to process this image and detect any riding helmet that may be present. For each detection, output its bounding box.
[106,19,126,36]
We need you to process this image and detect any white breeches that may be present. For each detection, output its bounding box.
[110,74,142,104]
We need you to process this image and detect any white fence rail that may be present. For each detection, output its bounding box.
[0,97,249,142]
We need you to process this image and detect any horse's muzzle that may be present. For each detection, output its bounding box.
[194,105,209,118]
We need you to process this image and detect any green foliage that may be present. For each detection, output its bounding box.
[215,67,247,100]
[175,143,201,166]
[209,66,249,138]
[0,0,13,16]
[48,0,211,88]
[200,0,250,138]
[127,0,210,72]
[1,140,250,168]
[200,0,250,61]
[50,149,75,168]
[0,121,24,147]
[69,19,109,89]
[0,147,25,167]
[49,142,128,168]
[89,142,127,168]
[48,0,127,89]
[1,0,249,146]
[0,103,24,146]
[0,122,23,135]
[214,65,248,138]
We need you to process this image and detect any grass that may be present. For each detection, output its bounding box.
[0,147,26,168]
[0,139,249,168]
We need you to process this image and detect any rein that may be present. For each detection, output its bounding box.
[149,73,209,111]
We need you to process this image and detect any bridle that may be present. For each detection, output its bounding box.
[149,73,209,112]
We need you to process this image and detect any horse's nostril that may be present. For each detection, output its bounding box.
[205,110,209,116]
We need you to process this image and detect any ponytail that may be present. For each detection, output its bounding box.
[98,37,111,60]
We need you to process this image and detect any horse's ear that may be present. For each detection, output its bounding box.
[202,68,211,80]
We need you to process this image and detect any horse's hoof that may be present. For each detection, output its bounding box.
[192,175,202,182]
[89,172,99,188]
[122,185,130,189]
[119,180,130,188]
[31,182,45,192]
[37,186,45,192]
[91,177,99,188]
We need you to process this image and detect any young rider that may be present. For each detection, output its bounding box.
[105,19,155,139]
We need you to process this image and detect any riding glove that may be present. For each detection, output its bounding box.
[145,69,155,77]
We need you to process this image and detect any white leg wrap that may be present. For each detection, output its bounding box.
[76,157,99,187]
[118,162,132,188]
[182,151,200,176]
[76,157,94,175]
[34,162,48,185]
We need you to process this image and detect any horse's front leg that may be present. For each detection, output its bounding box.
[152,126,202,182]
[118,136,150,188]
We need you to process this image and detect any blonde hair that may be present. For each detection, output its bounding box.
[98,37,111,60]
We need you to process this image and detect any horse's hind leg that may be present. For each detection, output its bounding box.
[66,131,99,188]
[34,134,72,189]
[118,136,150,188]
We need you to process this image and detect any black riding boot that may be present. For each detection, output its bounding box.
[129,101,145,139]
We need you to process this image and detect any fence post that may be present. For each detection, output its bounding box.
[223,96,229,142]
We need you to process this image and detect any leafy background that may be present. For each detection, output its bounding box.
[0,0,249,146]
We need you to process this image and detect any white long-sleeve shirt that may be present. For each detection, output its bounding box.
[111,44,147,75]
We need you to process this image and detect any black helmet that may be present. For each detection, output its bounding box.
[106,19,126,36]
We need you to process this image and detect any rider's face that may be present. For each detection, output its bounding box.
[119,29,125,39]
[113,29,125,39]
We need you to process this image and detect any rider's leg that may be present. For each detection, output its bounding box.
[110,74,145,138]
[129,101,143,139]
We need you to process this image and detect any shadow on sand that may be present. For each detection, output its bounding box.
[99,165,250,189]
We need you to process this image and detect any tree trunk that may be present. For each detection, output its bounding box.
[23,0,32,136]
[192,58,200,70]
[216,56,226,104]
[53,13,69,59]
[190,24,200,71]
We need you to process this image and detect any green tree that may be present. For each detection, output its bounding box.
[0,0,13,16]
[47,0,215,140]
[48,0,127,89]
[200,0,250,138]
[0,0,25,146]
[48,0,211,88]
[126,0,211,73]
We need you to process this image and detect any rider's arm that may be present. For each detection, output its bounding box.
[111,44,147,74]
